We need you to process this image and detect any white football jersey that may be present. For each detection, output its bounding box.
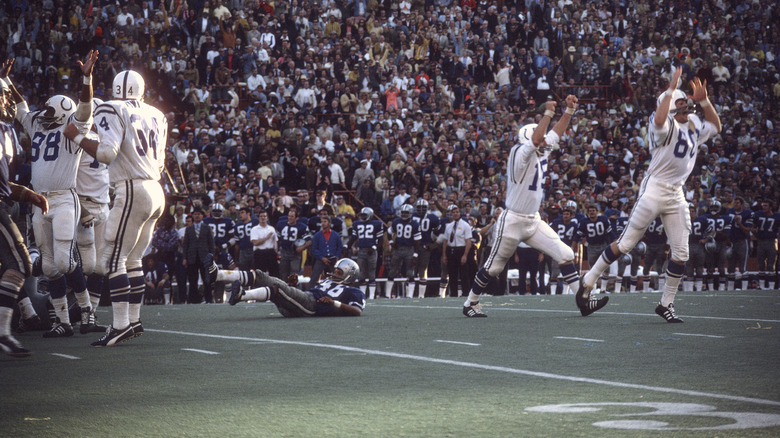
[94,100,167,183]
[647,113,717,186]
[76,130,110,203]
[21,110,91,193]
[504,130,560,215]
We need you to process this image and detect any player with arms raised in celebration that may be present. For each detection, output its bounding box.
[579,66,721,322]
[9,51,98,338]
[64,70,168,345]
[463,95,603,317]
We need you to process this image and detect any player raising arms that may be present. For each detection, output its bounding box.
[64,70,168,346]
[7,50,99,338]
[579,66,721,323]
[463,95,606,317]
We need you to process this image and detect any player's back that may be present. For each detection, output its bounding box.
[94,100,167,183]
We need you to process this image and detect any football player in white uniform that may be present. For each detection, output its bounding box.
[463,95,606,317]
[74,97,110,333]
[64,70,168,346]
[580,66,721,323]
[11,50,98,338]
[0,64,49,357]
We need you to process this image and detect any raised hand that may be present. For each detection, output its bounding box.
[545,100,557,112]
[78,50,100,77]
[0,58,14,78]
[565,94,578,108]
[669,66,683,91]
[689,76,708,101]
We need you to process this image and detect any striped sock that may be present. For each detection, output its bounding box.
[661,261,685,307]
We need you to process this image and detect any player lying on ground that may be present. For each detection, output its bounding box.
[208,258,365,317]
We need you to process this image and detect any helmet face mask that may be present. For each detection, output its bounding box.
[0,88,13,122]
[211,203,224,217]
[709,200,721,215]
[414,199,429,217]
[39,95,76,130]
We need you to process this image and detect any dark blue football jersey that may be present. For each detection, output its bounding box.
[235,218,259,250]
[276,216,311,251]
[644,217,666,245]
[704,213,729,241]
[390,217,422,247]
[203,216,236,247]
[350,219,385,248]
[309,279,366,316]
[754,211,780,240]
[577,215,615,245]
[725,208,754,240]
[551,217,579,245]
[690,214,713,244]
[413,213,441,246]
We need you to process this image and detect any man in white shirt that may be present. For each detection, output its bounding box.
[251,211,279,278]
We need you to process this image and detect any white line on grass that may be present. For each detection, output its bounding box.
[50,353,80,360]
[554,336,604,342]
[371,304,780,323]
[435,340,481,346]
[182,348,220,355]
[151,328,780,407]
[672,333,726,338]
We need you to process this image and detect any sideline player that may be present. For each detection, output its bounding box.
[463,95,605,317]
[64,70,167,346]
[220,258,365,317]
[580,66,721,322]
[0,67,49,356]
[348,207,384,299]
[11,51,98,337]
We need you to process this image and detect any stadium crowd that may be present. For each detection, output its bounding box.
[2,0,779,302]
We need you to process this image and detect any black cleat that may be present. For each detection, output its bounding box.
[655,303,684,323]
[130,321,144,338]
[43,322,74,338]
[0,334,31,357]
[91,325,135,347]
[463,302,487,318]
[576,284,609,316]
[15,315,45,333]
[228,280,244,305]
[80,308,107,334]
[206,253,218,284]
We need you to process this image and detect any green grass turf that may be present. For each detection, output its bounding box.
[2,290,779,437]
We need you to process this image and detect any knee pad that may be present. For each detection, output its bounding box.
[669,240,689,263]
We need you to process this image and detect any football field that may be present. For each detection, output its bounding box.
[3,290,780,437]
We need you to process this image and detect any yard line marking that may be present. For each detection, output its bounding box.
[555,336,604,342]
[672,333,725,338]
[150,328,780,408]
[371,304,780,323]
[435,340,481,346]
[50,353,80,360]
[182,348,220,355]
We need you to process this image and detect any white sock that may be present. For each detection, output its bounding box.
[243,287,270,302]
[129,303,141,324]
[661,275,682,308]
[18,297,37,319]
[113,302,130,330]
[695,280,702,291]
[683,280,693,292]
[90,294,100,310]
[386,280,394,298]
[51,297,70,325]
[0,307,11,336]
[217,269,241,283]
[163,293,170,304]
[368,284,376,299]
[75,290,92,309]
[615,278,623,294]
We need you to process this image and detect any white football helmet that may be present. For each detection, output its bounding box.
[518,123,538,145]
[565,200,578,212]
[92,97,104,107]
[113,70,145,100]
[39,95,76,129]
[620,253,632,265]
[709,200,721,215]
[0,78,13,122]
[634,241,647,255]
[330,258,360,284]
[657,89,691,116]
[414,199,429,217]
[211,203,224,217]
[705,240,717,254]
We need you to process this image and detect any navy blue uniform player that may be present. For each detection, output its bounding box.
[218,258,366,317]
[704,200,729,290]
[577,205,615,292]
[642,217,667,292]
[754,201,780,289]
[549,207,579,294]
[412,199,440,298]
[387,204,421,298]
[725,197,754,289]
[686,204,712,292]
[276,206,311,280]
[203,203,236,252]
[235,206,259,269]
[348,207,384,299]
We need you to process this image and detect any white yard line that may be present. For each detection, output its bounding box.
[435,340,481,346]
[50,353,80,360]
[150,328,780,408]
[672,333,726,339]
[554,336,605,342]
[181,348,220,355]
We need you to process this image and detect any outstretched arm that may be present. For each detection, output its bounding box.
[532,100,556,147]
[690,76,721,133]
[74,49,99,122]
[550,94,578,138]
[654,65,682,127]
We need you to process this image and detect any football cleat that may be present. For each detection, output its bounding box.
[655,303,684,323]
[0,335,31,357]
[228,281,244,305]
[130,321,144,338]
[576,284,609,316]
[15,315,45,333]
[91,325,135,347]
[31,254,43,277]
[43,322,74,338]
[80,308,107,334]
[463,302,487,318]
